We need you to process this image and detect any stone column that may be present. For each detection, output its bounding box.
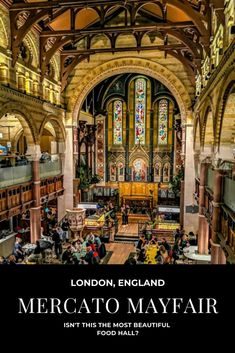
[210,240,220,264]
[180,180,184,227]
[198,161,210,254]
[57,150,66,221]
[18,74,25,92]
[30,207,41,244]
[64,125,74,210]
[149,109,154,182]
[210,168,224,264]
[218,247,226,265]
[27,145,41,244]
[183,122,198,234]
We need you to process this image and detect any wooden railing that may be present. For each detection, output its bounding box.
[0,175,64,220]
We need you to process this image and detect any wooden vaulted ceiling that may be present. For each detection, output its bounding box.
[6,0,224,91]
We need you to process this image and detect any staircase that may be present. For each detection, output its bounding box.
[114,233,139,243]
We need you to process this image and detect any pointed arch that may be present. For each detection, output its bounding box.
[70,57,192,126]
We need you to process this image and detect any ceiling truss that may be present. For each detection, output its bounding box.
[7,0,222,91]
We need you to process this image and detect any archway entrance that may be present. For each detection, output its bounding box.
[72,71,184,243]
[0,109,36,242]
[219,86,235,160]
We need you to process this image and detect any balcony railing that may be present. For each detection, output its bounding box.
[39,159,62,179]
[206,167,214,191]
[223,177,235,213]
[0,164,32,188]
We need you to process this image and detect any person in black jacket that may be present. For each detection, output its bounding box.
[137,248,146,263]
[52,228,62,259]
[62,246,73,264]
[61,218,70,242]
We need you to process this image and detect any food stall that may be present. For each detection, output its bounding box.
[84,211,115,242]
[153,206,180,234]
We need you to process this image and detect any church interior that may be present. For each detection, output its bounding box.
[0,0,234,265]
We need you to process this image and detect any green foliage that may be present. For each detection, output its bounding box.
[77,163,101,190]
[169,167,184,196]
[90,174,101,185]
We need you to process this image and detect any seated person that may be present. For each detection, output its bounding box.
[156,245,170,264]
[0,256,7,265]
[161,238,171,252]
[86,232,95,244]
[62,246,73,264]
[84,244,94,264]
[137,235,146,250]
[172,239,183,264]
[27,241,43,263]
[188,231,197,246]
[94,234,101,248]
[40,151,51,162]
[150,235,157,245]
[137,248,146,263]
[181,234,190,249]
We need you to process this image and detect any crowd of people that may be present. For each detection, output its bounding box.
[0,226,107,265]
[0,151,29,168]
[0,149,53,168]
[124,228,197,265]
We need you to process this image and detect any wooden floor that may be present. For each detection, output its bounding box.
[106,242,136,264]
[117,223,139,237]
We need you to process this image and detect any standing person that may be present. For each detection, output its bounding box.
[121,205,126,225]
[52,227,62,259]
[124,205,129,225]
[13,238,24,262]
[57,225,64,243]
[173,228,181,243]
[61,218,70,242]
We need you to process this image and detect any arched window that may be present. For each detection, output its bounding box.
[135,78,146,145]
[163,162,170,182]
[110,162,117,181]
[113,100,123,145]
[154,162,162,182]
[118,162,125,181]
[158,99,168,145]
[132,159,146,181]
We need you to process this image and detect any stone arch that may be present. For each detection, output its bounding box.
[153,155,162,182]
[194,115,201,152]
[129,146,149,166]
[24,32,39,68]
[0,16,8,49]
[201,106,215,152]
[39,115,66,143]
[0,102,38,145]
[50,54,60,82]
[199,95,214,150]
[69,57,192,125]
[215,66,235,149]
[11,127,23,150]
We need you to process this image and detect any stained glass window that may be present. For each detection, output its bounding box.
[135,78,146,144]
[158,99,168,145]
[113,100,123,144]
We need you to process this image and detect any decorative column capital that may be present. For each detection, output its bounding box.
[26,144,41,161]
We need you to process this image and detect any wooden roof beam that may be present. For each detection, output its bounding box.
[40,22,196,37]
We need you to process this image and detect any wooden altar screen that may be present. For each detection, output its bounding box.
[118,182,158,208]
